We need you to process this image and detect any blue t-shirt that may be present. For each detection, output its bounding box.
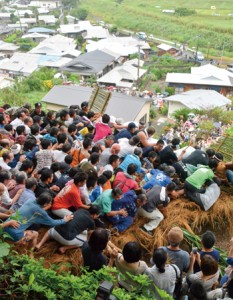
[143,169,172,190]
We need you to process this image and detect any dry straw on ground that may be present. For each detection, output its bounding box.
[15,190,233,274]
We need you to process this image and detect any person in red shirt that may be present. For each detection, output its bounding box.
[52,171,89,218]
[93,114,112,143]
[113,164,139,194]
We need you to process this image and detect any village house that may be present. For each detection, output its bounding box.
[0,41,19,58]
[28,27,55,35]
[38,15,57,25]
[22,32,49,43]
[42,85,151,124]
[86,36,150,60]
[20,18,37,25]
[97,59,147,88]
[61,50,116,79]
[165,89,231,117]
[29,34,77,56]
[157,43,178,56]
[166,64,233,96]
[29,0,60,9]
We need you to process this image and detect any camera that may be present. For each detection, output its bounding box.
[192,247,198,254]
[95,281,117,300]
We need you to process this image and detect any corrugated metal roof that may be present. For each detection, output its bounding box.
[165,89,231,110]
[42,85,150,121]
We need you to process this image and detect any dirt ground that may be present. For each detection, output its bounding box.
[24,189,233,274]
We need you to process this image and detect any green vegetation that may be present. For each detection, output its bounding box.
[0,68,63,107]
[0,229,172,300]
[79,0,233,58]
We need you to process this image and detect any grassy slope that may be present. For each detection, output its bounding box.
[81,0,233,57]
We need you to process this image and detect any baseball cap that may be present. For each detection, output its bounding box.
[81,101,88,108]
[168,227,183,244]
[11,144,21,155]
[35,102,42,108]
[128,122,137,130]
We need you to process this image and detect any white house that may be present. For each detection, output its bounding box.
[20,18,37,25]
[0,75,14,89]
[29,34,77,56]
[14,10,33,17]
[165,89,231,117]
[97,59,146,88]
[38,15,57,25]
[86,36,150,58]
[22,32,49,42]
[83,26,110,40]
[29,0,60,9]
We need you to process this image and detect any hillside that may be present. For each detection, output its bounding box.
[80,0,233,58]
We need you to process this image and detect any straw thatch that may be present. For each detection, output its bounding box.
[14,191,233,274]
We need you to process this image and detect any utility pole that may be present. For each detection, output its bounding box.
[195,35,200,60]
[137,44,141,89]
[207,42,210,60]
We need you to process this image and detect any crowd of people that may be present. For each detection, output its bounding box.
[0,100,232,299]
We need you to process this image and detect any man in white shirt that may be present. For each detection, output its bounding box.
[53,143,71,162]
[118,136,140,158]
[23,117,33,135]
[0,152,14,170]
[10,111,26,130]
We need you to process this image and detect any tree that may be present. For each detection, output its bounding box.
[110,25,118,34]
[76,8,88,20]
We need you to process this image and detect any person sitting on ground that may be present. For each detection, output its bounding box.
[207,278,233,300]
[79,153,100,177]
[159,138,186,165]
[8,171,26,199]
[93,187,127,219]
[10,177,37,211]
[93,114,112,143]
[115,241,148,291]
[138,183,176,235]
[53,143,71,163]
[104,154,120,173]
[143,165,175,190]
[51,171,89,218]
[145,248,180,297]
[187,253,219,292]
[82,228,117,271]
[34,168,59,198]
[70,138,92,167]
[161,226,190,299]
[118,136,140,159]
[114,122,137,143]
[89,175,108,203]
[35,139,54,172]
[98,143,121,168]
[142,151,158,170]
[54,163,72,190]
[36,205,101,254]
[119,148,143,174]
[80,175,97,205]
[184,159,218,196]
[0,171,23,210]
[110,191,147,233]
[113,164,139,194]
[3,193,73,249]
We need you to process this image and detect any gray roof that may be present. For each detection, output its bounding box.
[42,85,150,122]
[165,89,231,110]
[62,50,115,75]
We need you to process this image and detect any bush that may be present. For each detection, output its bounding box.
[175,8,196,17]
[150,108,157,120]
[172,107,193,122]
[76,8,88,20]
[160,103,168,116]
[165,87,175,96]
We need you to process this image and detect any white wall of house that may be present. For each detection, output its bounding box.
[135,102,150,123]
[168,101,185,117]
[29,0,60,9]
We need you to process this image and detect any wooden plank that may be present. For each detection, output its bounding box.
[88,87,111,114]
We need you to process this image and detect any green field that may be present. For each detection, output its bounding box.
[80,0,233,57]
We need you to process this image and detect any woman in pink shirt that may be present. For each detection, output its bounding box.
[93,114,112,143]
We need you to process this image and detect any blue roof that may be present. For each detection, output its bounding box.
[28,27,55,33]
[37,55,61,63]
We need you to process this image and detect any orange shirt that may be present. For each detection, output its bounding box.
[103,180,112,191]
[71,148,86,167]
[52,183,82,210]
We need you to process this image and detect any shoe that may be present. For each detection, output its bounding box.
[139,226,153,236]
[110,227,119,236]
